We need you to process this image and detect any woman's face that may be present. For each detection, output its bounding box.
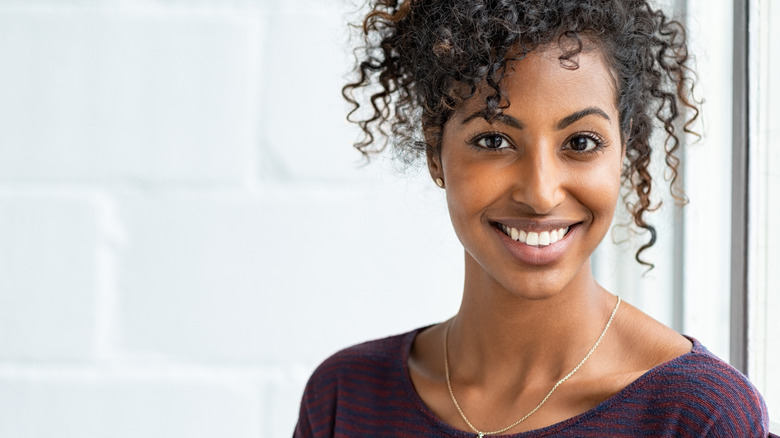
[430,46,623,299]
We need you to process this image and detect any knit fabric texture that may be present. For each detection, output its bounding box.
[294,328,770,437]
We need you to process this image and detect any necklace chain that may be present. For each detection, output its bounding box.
[443,296,621,437]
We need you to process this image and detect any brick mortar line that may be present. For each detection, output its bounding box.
[93,192,125,361]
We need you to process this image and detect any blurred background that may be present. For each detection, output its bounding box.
[0,0,776,436]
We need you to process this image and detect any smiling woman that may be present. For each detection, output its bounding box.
[294,1,770,437]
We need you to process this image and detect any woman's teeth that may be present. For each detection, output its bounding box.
[499,224,570,247]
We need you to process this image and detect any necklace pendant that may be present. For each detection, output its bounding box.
[478,434,484,438]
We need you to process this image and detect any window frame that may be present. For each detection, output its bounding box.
[730,0,749,375]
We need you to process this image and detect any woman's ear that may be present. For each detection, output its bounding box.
[427,149,445,188]
[424,127,444,186]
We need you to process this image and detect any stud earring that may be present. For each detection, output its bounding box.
[435,178,445,188]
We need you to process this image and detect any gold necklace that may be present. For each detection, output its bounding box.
[443,296,621,437]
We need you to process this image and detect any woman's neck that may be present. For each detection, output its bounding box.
[447,254,615,389]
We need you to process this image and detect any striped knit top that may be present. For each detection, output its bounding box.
[294,328,770,437]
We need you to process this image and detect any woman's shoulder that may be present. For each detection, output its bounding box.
[294,328,428,438]
[589,302,770,436]
[613,303,762,404]
[299,327,428,406]
[599,337,770,436]
[307,328,420,381]
[647,338,766,409]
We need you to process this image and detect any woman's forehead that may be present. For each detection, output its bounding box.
[449,47,619,125]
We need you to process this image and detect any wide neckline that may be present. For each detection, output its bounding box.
[398,325,702,437]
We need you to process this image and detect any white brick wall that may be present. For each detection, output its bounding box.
[0,1,462,436]
[0,9,259,184]
[0,193,98,361]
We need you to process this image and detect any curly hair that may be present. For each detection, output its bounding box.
[342,0,700,267]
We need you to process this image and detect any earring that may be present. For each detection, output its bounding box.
[435,178,444,188]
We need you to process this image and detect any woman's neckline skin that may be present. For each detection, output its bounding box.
[407,258,693,435]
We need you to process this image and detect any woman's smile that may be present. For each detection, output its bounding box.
[492,220,580,266]
[493,221,575,246]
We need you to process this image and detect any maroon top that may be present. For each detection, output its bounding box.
[294,328,770,437]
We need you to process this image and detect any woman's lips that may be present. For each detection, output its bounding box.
[491,221,580,266]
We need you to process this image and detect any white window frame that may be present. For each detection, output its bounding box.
[745,0,780,432]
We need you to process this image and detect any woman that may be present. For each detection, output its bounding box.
[295,0,770,436]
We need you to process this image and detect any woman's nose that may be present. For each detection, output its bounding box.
[510,149,566,214]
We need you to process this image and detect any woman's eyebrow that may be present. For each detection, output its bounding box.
[461,110,524,129]
[555,107,610,130]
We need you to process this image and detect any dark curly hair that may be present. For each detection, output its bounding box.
[342,0,700,267]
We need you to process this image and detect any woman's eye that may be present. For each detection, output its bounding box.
[475,134,508,150]
[568,135,600,152]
